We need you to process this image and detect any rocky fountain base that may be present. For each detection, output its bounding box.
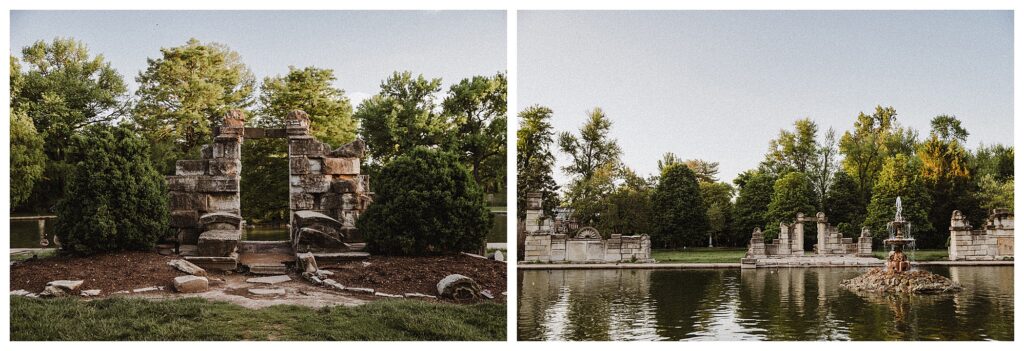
[840,268,962,294]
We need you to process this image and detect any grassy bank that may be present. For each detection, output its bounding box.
[10,296,505,341]
[873,249,948,261]
[651,247,747,263]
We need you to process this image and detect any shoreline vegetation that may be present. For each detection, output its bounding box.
[10,297,505,341]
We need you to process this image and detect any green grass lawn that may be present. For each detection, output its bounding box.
[10,249,57,262]
[872,249,948,261]
[10,296,505,341]
[651,247,748,263]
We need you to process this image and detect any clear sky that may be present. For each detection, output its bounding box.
[519,10,1014,186]
[11,10,506,105]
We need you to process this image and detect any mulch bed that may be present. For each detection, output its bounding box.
[10,251,181,295]
[324,255,507,298]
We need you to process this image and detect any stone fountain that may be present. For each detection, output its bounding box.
[841,197,962,294]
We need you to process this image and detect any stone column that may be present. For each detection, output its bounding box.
[816,212,828,255]
[949,210,971,260]
[793,213,805,256]
[777,222,791,256]
[525,192,544,233]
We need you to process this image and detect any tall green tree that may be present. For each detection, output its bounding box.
[356,71,447,169]
[258,66,356,146]
[55,124,169,255]
[732,170,776,241]
[443,72,507,192]
[824,170,863,230]
[13,38,128,210]
[838,105,918,213]
[517,105,560,219]
[657,152,683,174]
[918,115,981,235]
[9,58,46,207]
[863,154,933,246]
[977,175,1014,212]
[599,167,654,236]
[765,172,817,237]
[761,118,819,175]
[132,38,256,174]
[809,128,839,208]
[559,107,622,222]
[701,181,735,247]
[970,143,1014,182]
[650,164,708,248]
[685,159,720,183]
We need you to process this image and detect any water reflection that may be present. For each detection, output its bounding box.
[518,266,1013,341]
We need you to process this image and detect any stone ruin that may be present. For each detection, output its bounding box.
[949,209,1014,261]
[522,192,651,263]
[746,212,873,260]
[166,110,372,271]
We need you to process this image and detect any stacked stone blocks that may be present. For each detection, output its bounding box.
[521,193,652,263]
[949,209,1014,261]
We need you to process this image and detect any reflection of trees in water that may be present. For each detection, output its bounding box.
[520,266,1013,341]
[518,269,656,340]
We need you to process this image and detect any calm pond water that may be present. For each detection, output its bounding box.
[518,266,1013,341]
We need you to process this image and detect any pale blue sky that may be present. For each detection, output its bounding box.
[11,10,506,105]
[519,11,1014,186]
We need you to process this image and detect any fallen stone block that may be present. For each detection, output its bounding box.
[173,275,209,293]
[296,252,318,273]
[199,212,242,231]
[133,286,160,293]
[11,289,31,296]
[404,292,438,299]
[168,259,208,276]
[80,289,102,297]
[437,274,481,302]
[322,157,360,175]
[246,275,292,285]
[481,290,495,299]
[40,280,84,297]
[494,250,505,262]
[375,292,404,298]
[343,287,374,294]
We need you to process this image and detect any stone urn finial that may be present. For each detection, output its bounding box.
[286,110,311,133]
[222,109,246,128]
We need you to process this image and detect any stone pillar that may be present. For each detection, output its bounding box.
[777,223,791,256]
[816,212,828,255]
[949,210,971,260]
[748,228,767,258]
[857,227,873,257]
[793,213,805,256]
[525,192,544,233]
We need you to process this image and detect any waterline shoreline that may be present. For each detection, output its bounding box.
[517,260,1014,269]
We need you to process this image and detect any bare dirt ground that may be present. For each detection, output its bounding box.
[10,251,507,308]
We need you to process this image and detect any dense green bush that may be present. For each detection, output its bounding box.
[54,124,168,255]
[357,147,492,255]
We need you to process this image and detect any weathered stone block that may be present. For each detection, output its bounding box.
[176,160,207,175]
[290,174,331,193]
[291,193,314,210]
[173,275,209,293]
[169,191,206,211]
[199,212,242,231]
[197,176,239,193]
[198,230,240,257]
[208,159,240,176]
[308,158,322,173]
[320,193,341,210]
[341,193,357,210]
[294,227,348,253]
[289,137,324,157]
[207,194,240,212]
[167,175,199,192]
[170,210,199,228]
[328,139,365,158]
[290,156,309,175]
[213,138,241,159]
[200,144,213,159]
[331,179,360,193]
[322,157,360,175]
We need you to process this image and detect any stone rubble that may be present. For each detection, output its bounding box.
[80,289,102,297]
[840,268,963,294]
[40,280,84,298]
[168,259,208,276]
[437,274,481,301]
[173,275,210,293]
[246,275,292,285]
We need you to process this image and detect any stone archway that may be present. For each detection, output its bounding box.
[166,110,371,269]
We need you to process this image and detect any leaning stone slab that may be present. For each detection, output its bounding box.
[246,275,292,285]
[173,275,209,293]
[249,288,286,296]
[437,274,480,302]
[168,259,208,276]
[199,212,242,231]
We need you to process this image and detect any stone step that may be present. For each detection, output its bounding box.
[237,240,293,254]
[248,263,288,275]
[312,252,371,265]
[185,252,239,271]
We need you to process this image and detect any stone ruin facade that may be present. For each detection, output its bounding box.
[522,192,651,263]
[746,212,873,260]
[949,209,1014,261]
[166,110,372,271]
